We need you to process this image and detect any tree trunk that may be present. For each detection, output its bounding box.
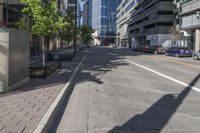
[42,36,45,67]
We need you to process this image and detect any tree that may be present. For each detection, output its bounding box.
[20,0,69,66]
[169,26,179,46]
[15,17,28,31]
[80,25,94,45]
[61,10,76,48]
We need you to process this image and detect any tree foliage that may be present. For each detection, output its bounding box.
[15,17,28,31]
[80,25,94,44]
[20,0,69,36]
[61,10,75,44]
[169,26,179,46]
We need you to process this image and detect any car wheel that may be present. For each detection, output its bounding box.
[193,55,198,60]
[154,51,158,54]
[176,53,180,57]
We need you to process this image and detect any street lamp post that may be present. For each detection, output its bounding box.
[73,0,78,55]
[196,10,200,52]
[73,0,83,55]
[6,0,8,27]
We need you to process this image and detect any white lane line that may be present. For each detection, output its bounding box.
[126,59,200,93]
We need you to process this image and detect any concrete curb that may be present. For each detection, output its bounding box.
[33,56,85,133]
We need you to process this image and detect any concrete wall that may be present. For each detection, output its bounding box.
[131,37,139,49]
[147,34,172,47]
[182,0,200,14]
[182,14,200,28]
[0,29,9,91]
[0,28,30,92]
[157,34,172,47]
[195,29,200,51]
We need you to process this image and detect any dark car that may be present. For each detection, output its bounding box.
[139,45,150,52]
[147,45,167,54]
[146,45,155,53]
[84,44,91,48]
[154,46,168,54]
[165,47,193,57]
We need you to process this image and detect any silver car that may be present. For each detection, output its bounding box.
[193,50,200,60]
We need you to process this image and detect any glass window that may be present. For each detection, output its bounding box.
[101,7,108,16]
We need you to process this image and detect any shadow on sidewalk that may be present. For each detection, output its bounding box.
[107,73,200,133]
[0,47,132,97]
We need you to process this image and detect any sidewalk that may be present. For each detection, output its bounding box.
[0,53,84,133]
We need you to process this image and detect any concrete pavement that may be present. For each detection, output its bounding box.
[55,47,200,133]
[0,53,84,133]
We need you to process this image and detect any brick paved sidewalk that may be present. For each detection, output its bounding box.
[0,54,83,133]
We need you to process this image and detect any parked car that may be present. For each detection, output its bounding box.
[193,50,200,60]
[165,47,193,57]
[139,45,150,52]
[144,45,168,54]
[84,44,90,48]
[146,45,155,53]
[154,46,168,54]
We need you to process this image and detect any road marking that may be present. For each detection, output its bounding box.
[150,56,200,70]
[126,59,200,93]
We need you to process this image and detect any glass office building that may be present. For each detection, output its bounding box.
[92,0,117,45]
[83,0,92,27]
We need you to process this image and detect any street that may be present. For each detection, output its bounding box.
[55,46,200,133]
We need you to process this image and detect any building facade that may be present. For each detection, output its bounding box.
[0,0,23,28]
[92,0,117,45]
[116,0,138,47]
[83,0,92,27]
[180,0,200,51]
[0,0,77,56]
[128,0,175,49]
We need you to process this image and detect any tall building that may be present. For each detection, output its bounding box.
[67,0,81,27]
[82,0,89,26]
[128,0,175,49]
[92,0,117,45]
[77,1,81,27]
[83,0,92,27]
[180,0,200,51]
[117,0,122,7]
[116,0,138,47]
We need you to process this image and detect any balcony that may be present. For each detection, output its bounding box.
[181,13,200,29]
[129,2,175,25]
[181,0,200,14]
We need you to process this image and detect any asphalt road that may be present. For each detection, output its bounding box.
[55,46,200,133]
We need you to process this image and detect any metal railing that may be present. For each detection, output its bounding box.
[29,48,75,78]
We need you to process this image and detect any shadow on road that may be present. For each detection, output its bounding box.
[107,73,200,133]
[0,47,134,96]
[73,47,130,85]
[0,46,148,97]
[51,47,133,132]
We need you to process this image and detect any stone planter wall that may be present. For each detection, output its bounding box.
[0,28,30,92]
